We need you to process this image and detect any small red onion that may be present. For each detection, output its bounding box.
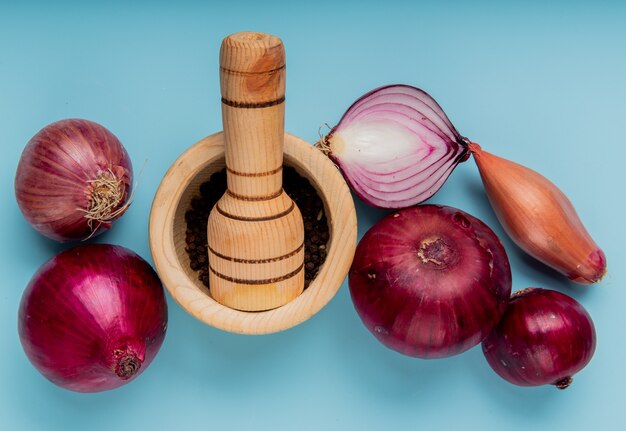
[349,205,511,358]
[15,119,133,242]
[318,85,469,208]
[482,288,596,389]
[18,244,167,392]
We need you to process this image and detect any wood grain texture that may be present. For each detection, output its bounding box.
[149,132,357,334]
[219,32,285,104]
[208,32,304,311]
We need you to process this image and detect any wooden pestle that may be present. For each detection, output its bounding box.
[207,32,305,311]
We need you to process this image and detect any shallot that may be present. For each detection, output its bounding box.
[469,143,606,284]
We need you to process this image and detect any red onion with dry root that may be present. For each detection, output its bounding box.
[15,119,133,242]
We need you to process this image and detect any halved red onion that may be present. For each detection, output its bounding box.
[318,85,469,208]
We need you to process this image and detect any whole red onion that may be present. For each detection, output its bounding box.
[349,205,512,358]
[482,288,596,389]
[15,119,133,242]
[18,244,167,393]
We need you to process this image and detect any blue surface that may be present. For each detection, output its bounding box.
[1,1,625,430]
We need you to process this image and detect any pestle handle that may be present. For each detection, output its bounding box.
[220,32,286,199]
[209,32,304,311]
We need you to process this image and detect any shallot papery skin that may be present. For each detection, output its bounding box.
[18,244,167,393]
[15,119,133,242]
[482,288,596,389]
[349,205,512,358]
[469,143,606,284]
[320,85,469,208]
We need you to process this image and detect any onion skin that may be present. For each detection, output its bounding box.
[469,143,606,284]
[349,205,512,358]
[15,119,133,242]
[18,244,167,393]
[482,288,596,389]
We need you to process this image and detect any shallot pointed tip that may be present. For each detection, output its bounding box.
[568,249,608,284]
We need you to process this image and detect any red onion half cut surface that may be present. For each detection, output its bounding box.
[318,85,469,208]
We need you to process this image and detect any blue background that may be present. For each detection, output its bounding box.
[1,1,625,430]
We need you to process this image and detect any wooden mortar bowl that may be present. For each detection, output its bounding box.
[149,131,357,334]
